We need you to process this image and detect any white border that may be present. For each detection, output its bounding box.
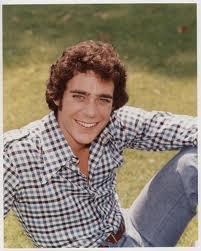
[1,1,199,250]
[197,0,200,249]
[1,0,199,5]
[0,2,3,250]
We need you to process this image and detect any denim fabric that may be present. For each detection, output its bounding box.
[101,146,197,247]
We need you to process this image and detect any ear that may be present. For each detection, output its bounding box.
[54,100,60,106]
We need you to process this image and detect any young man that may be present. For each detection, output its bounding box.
[4,40,197,248]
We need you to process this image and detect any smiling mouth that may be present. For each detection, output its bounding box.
[75,119,98,128]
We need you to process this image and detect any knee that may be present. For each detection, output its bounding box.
[176,146,197,212]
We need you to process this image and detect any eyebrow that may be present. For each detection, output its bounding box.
[70,90,113,99]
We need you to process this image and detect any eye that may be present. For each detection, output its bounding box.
[99,97,112,104]
[72,94,85,102]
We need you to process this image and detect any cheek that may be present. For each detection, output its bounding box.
[101,108,112,121]
[62,101,81,115]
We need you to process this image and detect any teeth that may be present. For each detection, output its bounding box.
[76,120,97,128]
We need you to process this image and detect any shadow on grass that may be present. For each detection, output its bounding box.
[3,4,196,78]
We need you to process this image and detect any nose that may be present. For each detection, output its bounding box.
[84,101,97,118]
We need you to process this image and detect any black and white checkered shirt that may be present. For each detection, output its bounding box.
[4,106,197,248]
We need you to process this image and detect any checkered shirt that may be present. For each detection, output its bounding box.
[4,106,197,248]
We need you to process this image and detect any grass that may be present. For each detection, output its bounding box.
[3,4,197,248]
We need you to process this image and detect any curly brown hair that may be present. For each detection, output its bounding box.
[46,40,128,111]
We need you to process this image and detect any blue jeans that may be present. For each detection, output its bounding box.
[103,146,198,247]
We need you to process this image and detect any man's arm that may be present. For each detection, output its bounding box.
[114,106,197,151]
[4,152,19,217]
[3,128,30,216]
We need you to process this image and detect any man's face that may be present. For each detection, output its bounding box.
[56,71,114,152]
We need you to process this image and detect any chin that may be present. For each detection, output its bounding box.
[80,135,98,145]
[81,138,95,145]
[75,129,103,146]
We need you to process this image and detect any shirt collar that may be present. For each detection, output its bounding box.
[98,111,117,144]
[41,111,77,181]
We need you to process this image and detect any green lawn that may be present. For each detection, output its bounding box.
[3,4,197,248]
